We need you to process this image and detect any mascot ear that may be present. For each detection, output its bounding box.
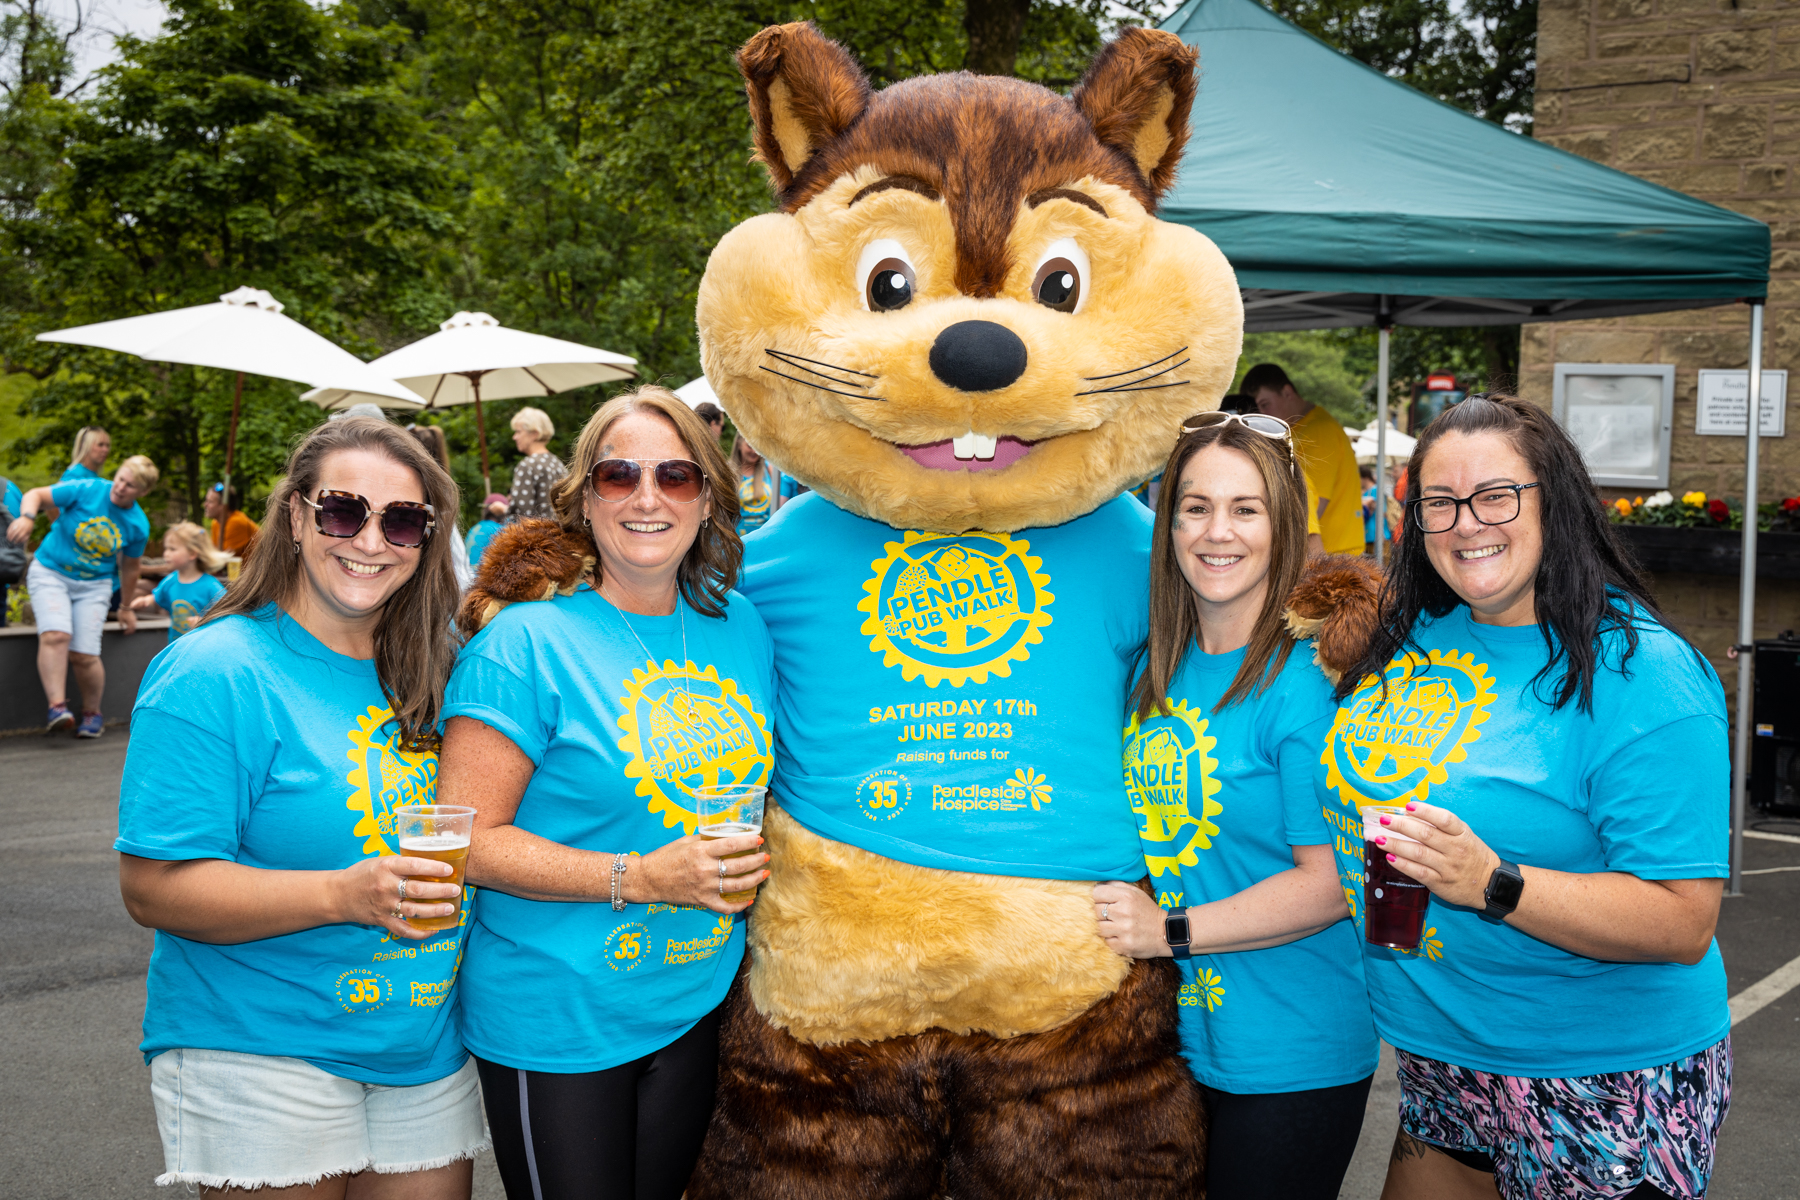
[1070,27,1199,201]
[738,22,872,194]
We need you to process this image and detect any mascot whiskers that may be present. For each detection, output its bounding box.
[686,21,1243,1199]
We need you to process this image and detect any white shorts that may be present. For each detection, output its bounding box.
[26,558,112,656]
[150,1049,489,1190]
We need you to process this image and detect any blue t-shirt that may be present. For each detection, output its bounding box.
[152,572,227,642]
[442,585,776,1072]
[741,493,1149,880]
[37,478,149,582]
[1127,643,1377,1093]
[736,471,802,535]
[60,462,102,482]
[2,477,20,520]
[1317,604,1731,1077]
[465,519,503,567]
[116,604,468,1085]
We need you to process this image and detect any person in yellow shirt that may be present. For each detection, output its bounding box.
[204,483,260,556]
[1242,364,1365,556]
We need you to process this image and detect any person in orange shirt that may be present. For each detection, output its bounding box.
[1242,364,1365,557]
[204,483,260,556]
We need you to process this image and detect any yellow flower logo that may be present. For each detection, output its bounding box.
[1011,767,1053,810]
[858,530,1054,687]
[1198,967,1226,1011]
[1122,700,1223,876]
[1398,925,1445,962]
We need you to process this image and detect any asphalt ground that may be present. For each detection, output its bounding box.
[1,731,1795,1199]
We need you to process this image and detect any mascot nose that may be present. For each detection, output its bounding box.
[929,321,1028,392]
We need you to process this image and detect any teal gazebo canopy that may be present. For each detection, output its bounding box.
[1158,0,1772,331]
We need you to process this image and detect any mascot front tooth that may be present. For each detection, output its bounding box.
[691,22,1243,1198]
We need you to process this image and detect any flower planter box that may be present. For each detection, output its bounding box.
[1617,525,1800,580]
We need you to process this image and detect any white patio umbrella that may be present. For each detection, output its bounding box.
[38,287,417,546]
[675,376,720,410]
[302,311,638,494]
[1348,421,1417,462]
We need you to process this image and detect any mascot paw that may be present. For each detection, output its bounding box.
[456,519,596,637]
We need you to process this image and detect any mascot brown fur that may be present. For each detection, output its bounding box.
[684,21,1239,1200]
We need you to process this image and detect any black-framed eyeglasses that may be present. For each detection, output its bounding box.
[588,458,706,504]
[1409,483,1540,534]
[300,490,436,547]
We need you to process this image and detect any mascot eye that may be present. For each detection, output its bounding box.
[866,258,915,311]
[1029,238,1090,315]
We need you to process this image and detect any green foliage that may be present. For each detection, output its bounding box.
[1234,330,1373,425]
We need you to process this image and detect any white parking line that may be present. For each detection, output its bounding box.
[1745,829,1800,845]
[1744,865,1800,875]
[1730,952,1800,1026]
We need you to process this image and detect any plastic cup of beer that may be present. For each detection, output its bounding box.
[696,784,766,904]
[1361,804,1429,950]
[395,804,475,931]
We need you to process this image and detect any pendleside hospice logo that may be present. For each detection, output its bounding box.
[858,531,1054,687]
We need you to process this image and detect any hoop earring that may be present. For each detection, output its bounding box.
[291,539,301,555]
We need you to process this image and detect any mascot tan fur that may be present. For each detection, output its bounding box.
[685,21,1242,1199]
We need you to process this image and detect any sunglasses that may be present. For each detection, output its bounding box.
[1180,410,1294,444]
[588,458,706,504]
[300,490,436,548]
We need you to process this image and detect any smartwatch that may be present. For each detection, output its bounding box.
[1164,906,1192,959]
[1482,859,1525,921]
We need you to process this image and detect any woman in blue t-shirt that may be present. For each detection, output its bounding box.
[1327,394,1731,1200]
[115,417,487,1194]
[1092,411,1377,1199]
[437,386,773,1200]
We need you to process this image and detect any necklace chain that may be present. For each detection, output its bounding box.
[600,581,693,712]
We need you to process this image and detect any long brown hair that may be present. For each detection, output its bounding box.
[1131,420,1311,719]
[203,416,462,749]
[550,386,743,617]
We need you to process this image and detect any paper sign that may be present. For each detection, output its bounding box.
[1564,373,1663,474]
[1697,370,1787,437]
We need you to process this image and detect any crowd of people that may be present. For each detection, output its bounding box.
[0,371,1732,1199]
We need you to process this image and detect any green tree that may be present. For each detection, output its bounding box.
[2,0,456,521]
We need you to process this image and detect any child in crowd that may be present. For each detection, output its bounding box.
[465,494,509,567]
[133,522,228,643]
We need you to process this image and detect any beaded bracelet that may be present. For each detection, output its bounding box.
[610,854,629,912]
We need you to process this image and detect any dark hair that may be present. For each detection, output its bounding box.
[204,417,462,749]
[211,482,243,513]
[410,425,451,473]
[1339,393,1664,713]
[1239,363,1295,396]
[694,402,725,425]
[1217,392,1256,415]
[1132,419,1310,719]
[550,385,743,618]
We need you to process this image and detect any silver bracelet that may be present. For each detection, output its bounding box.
[610,854,629,912]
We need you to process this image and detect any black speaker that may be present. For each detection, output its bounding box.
[1751,636,1800,816]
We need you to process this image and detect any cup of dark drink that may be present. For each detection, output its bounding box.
[1361,804,1429,950]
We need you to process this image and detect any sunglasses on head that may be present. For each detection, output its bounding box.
[588,458,706,504]
[1180,410,1294,444]
[300,490,435,548]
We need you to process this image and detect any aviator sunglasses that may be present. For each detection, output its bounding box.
[300,490,436,548]
[588,458,706,504]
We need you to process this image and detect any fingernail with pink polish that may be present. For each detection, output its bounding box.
[1405,803,1417,811]
[1379,816,1392,825]
[1387,854,1397,863]
[1375,836,1387,845]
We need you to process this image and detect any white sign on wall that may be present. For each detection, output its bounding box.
[1696,369,1787,437]
[1553,364,1675,489]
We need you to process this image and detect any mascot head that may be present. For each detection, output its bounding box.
[697,22,1242,533]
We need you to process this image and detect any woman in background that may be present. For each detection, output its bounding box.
[731,433,795,536]
[63,426,112,482]
[508,406,565,524]
[205,483,261,557]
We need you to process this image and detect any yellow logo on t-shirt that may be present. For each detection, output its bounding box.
[169,598,202,633]
[1122,701,1222,876]
[345,706,439,855]
[73,515,122,564]
[858,531,1054,687]
[615,659,773,832]
[1323,649,1495,810]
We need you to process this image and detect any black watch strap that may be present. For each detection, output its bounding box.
[1164,905,1192,959]
[1482,859,1525,920]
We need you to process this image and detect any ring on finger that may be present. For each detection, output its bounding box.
[1101,903,1112,922]
[391,906,404,919]
[719,860,728,879]
[398,878,409,903]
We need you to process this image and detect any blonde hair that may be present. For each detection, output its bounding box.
[511,406,554,441]
[732,435,770,502]
[71,426,108,467]
[117,454,160,489]
[550,386,743,618]
[162,521,230,572]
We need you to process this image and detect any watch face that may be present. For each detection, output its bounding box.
[1166,915,1191,944]
[1488,869,1524,910]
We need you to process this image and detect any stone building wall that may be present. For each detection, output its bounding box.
[1526,0,1800,686]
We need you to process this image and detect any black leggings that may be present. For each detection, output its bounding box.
[475,1004,723,1200]
[1199,1074,1373,1200]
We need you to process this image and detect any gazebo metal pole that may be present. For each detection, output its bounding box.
[1729,301,1765,898]
[1374,306,1391,568]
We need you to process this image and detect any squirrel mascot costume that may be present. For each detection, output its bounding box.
[694,21,1232,1199]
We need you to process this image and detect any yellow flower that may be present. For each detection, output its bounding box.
[1682,490,1706,506]
[1011,767,1053,811]
[1198,967,1226,1011]
[1613,498,1632,516]
[1633,496,1644,506]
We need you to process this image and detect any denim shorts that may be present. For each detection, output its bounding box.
[1397,1038,1731,1200]
[150,1048,489,1190]
[26,558,111,656]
